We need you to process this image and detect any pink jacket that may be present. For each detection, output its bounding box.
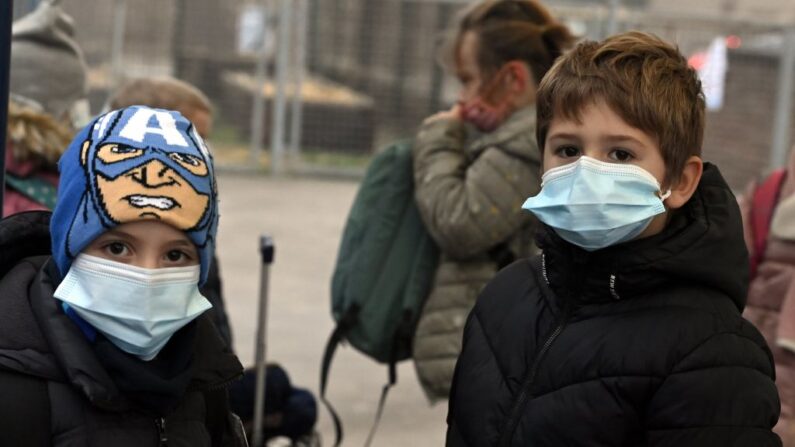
[740,149,795,444]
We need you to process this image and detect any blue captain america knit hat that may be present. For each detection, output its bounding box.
[50,105,219,285]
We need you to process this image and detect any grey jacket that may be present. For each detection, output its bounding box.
[412,106,541,401]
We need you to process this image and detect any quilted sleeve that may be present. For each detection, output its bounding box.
[645,330,782,446]
[412,117,540,260]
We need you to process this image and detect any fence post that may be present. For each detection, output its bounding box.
[269,0,291,175]
[249,0,270,168]
[110,0,127,90]
[289,0,308,159]
[307,0,320,73]
[393,1,415,119]
[355,0,378,91]
[770,27,795,170]
[430,3,455,115]
[0,0,13,217]
[171,0,186,79]
[606,0,620,37]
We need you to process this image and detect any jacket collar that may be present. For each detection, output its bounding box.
[27,259,242,412]
[538,163,749,310]
[30,259,126,410]
[468,105,537,159]
[0,210,52,278]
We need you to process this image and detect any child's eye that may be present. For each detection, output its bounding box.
[555,145,580,158]
[165,250,191,263]
[105,242,130,256]
[609,149,634,162]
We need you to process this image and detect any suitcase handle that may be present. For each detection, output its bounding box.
[252,234,274,446]
[260,235,275,265]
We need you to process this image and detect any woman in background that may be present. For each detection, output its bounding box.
[411,0,574,402]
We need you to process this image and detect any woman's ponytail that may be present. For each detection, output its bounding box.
[444,0,576,83]
[541,23,575,61]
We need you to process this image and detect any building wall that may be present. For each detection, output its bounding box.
[701,49,795,190]
[648,0,795,22]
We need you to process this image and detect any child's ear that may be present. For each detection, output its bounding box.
[505,61,536,104]
[505,62,531,93]
[664,156,703,210]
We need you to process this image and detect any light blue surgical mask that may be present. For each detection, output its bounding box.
[54,254,212,361]
[522,156,671,251]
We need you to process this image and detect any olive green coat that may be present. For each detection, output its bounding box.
[412,106,541,402]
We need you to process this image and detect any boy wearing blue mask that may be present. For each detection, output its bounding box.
[446,32,782,446]
[0,106,246,446]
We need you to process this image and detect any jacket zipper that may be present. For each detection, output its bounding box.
[496,316,569,447]
[156,417,168,447]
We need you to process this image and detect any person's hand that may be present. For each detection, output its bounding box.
[422,104,462,126]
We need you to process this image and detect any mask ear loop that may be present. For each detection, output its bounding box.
[659,189,672,201]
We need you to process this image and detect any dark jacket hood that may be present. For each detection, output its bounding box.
[0,211,242,411]
[0,210,52,277]
[538,163,749,311]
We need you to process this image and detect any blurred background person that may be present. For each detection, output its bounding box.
[108,77,318,446]
[108,76,230,343]
[108,76,213,139]
[741,146,795,445]
[4,0,88,216]
[411,0,575,402]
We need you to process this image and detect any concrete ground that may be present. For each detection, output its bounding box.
[215,172,448,446]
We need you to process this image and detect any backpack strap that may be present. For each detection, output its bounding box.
[362,311,413,447]
[319,305,360,447]
[319,305,412,447]
[750,169,787,278]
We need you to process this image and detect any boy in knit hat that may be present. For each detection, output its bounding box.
[5,0,90,215]
[0,106,246,446]
[106,76,232,346]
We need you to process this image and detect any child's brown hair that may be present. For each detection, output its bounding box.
[536,31,705,184]
[442,0,574,82]
[109,77,212,117]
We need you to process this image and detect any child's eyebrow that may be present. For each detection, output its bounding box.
[167,240,196,249]
[546,132,581,141]
[97,230,138,243]
[603,134,645,146]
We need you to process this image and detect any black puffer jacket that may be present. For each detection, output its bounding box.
[0,211,245,447]
[446,164,782,446]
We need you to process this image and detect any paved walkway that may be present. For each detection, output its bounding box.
[216,172,447,446]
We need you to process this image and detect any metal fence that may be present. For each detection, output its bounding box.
[10,0,795,189]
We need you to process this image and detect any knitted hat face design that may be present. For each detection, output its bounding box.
[51,106,219,285]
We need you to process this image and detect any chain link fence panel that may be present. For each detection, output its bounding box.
[10,0,795,188]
